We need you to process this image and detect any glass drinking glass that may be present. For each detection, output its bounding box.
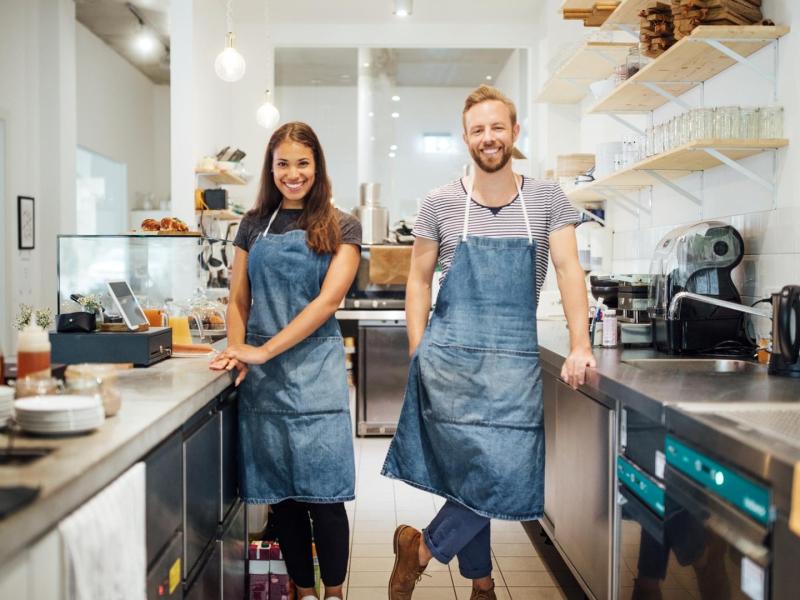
[692,108,715,141]
[758,106,784,139]
[15,376,64,398]
[645,126,655,157]
[714,106,740,139]
[739,107,758,140]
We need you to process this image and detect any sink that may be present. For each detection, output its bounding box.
[622,358,766,374]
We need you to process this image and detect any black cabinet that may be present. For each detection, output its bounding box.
[185,542,222,600]
[147,532,184,600]
[220,392,238,522]
[146,431,183,567]
[183,404,222,580]
[222,501,246,600]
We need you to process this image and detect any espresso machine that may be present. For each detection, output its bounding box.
[647,221,752,355]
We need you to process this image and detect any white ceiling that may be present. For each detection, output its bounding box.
[75,0,170,85]
[276,47,517,87]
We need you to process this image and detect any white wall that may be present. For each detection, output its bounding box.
[535,0,800,311]
[76,22,169,211]
[0,0,76,353]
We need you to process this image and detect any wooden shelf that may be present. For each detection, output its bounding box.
[566,138,788,202]
[588,25,790,113]
[195,169,247,185]
[537,41,635,104]
[561,0,597,9]
[196,209,242,221]
[600,0,649,30]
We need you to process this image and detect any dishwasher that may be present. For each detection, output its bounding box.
[356,320,409,436]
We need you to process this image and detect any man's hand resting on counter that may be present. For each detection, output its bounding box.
[560,345,596,389]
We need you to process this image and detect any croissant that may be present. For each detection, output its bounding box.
[141,218,161,231]
[160,217,176,230]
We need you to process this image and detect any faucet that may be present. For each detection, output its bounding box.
[668,291,772,320]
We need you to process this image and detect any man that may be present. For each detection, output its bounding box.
[381,85,595,600]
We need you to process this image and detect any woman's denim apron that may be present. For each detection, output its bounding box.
[238,208,355,504]
[382,175,544,520]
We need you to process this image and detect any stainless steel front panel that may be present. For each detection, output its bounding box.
[184,540,222,600]
[553,379,613,600]
[147,532,184,600]
[542,371,558,533]
[219,393,238,522]
[357,323,409,436]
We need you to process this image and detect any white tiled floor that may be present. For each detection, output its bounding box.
[339,437,583,600]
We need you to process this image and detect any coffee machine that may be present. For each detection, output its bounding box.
[769,285,800,377]
[647,221,752,355]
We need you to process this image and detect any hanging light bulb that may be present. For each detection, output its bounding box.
[256,90,280,129]
[215,0,246,82]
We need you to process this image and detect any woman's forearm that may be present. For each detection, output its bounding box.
[227,301,249,346]
[259,297,340,360]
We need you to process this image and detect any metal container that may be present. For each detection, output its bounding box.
[353,183,389,244]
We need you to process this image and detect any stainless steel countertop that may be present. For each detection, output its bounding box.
[537,319,800,512]
[0,351,232,564]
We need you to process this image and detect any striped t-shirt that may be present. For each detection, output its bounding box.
[413,177,581,298]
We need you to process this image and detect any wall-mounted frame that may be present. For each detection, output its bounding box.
[18,195,35,250]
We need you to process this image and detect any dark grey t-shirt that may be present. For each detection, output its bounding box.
[234,208,362,253]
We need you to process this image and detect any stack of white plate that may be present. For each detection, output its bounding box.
[14,395,105,435]
[0,386,14,427]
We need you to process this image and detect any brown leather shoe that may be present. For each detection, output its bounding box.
[389,525,427,599]
[469,581,497,600]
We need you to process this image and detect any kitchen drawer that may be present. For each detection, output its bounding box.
[184,406,222,579]
[221,501,246,600]
[146,430,183,566]
[219,392,238,522]
[184,541,221,600]
[147,532,183,600]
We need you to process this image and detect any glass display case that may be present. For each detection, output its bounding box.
[57,235,232,340]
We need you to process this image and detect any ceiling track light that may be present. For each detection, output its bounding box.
[215,0,246,82]
[393,0,412,17]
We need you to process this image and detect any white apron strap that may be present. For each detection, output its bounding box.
[462,174,532,244]
[260,204,282,238]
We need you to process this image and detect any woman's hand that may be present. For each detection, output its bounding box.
[209,356,250,387]
[560,345,596,389]
[215,343,270,366]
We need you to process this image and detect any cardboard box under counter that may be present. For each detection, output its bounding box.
[50,327,172,367]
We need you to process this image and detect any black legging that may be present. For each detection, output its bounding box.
[271,500,350,588]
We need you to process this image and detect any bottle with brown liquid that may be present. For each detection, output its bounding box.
[16,324,51,379]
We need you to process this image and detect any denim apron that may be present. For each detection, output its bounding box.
[382,175,544,520]
[238,208,355,504]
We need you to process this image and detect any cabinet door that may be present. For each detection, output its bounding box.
[146,430,183,566]
[542,370,558,532]
[184,410,222,579]
[220,392,238,522]
[554,380,613,600]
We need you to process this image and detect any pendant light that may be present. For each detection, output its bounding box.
[214,0,246,82]
[256,90,280,129]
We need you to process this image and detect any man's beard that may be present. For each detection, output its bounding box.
[470,144,512,173]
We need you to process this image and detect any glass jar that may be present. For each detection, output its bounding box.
[16,376,64,398]
[692,107,715,141]
[65,364,123,417]
[739,107,759,140]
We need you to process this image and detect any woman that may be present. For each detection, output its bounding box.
[210,122,361,600]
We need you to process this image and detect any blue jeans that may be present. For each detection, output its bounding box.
[423,501,492,579]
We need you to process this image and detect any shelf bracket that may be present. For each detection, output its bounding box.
[588,48,623,68]
[605,113,645,136]
[594,185,651,215]
[701,148,775,192]
[695,39,776,86]
[638,82,693,111]
[641,170,702,205]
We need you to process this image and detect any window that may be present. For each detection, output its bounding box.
[76,147,127,234]
[423,133,456,155]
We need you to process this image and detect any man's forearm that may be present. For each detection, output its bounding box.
[557,264,591,350]
[405,279,432,355]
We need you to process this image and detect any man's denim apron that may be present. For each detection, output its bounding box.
[383,175,544,520]
[238,208,355,504]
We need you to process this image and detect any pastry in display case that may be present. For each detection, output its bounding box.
[57,235,232,343]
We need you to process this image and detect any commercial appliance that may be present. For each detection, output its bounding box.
[344,246,407,310]
[352,183,389,245]
[647,222,752,355]
[768,284,800,377]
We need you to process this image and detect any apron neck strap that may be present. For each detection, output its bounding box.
[462,173,532,244]
[261,203,282,238]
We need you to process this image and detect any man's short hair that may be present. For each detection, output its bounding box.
[462,85,517,130]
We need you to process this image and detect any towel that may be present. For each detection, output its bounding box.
[59,463,146,600]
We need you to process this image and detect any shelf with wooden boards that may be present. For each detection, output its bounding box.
[599,0,650,31]
[587,25,789,114]
[566,138,788,202]
[536,41,635,104]
[195,169,247,185]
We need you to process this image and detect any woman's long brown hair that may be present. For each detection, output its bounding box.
[248,122,341,254]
